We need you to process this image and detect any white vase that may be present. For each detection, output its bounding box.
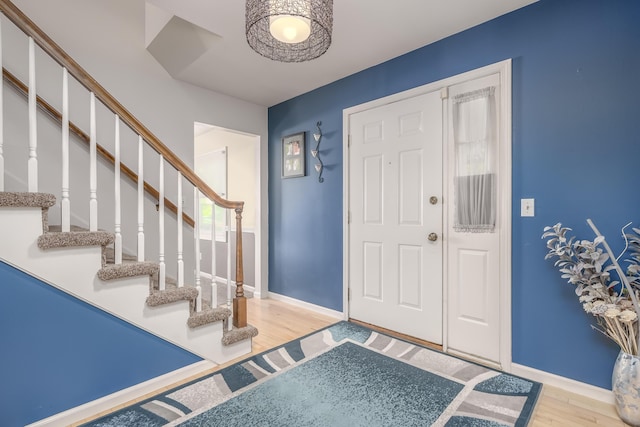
[612,350,640,426]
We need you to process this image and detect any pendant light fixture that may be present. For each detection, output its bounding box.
[246,0,333,62]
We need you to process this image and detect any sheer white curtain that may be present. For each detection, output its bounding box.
[453,86,497,232]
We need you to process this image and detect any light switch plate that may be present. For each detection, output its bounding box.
[521,198,535,217]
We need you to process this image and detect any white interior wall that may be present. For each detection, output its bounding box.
[5,0,269,295]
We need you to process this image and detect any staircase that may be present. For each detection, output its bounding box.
[0,0,257,366]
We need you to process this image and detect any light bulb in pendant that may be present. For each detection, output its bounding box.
[270,15,310,43]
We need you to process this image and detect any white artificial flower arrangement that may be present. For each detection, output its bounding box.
[543,220,640,355]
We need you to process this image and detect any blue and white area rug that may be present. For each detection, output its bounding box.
[85,322,541,426]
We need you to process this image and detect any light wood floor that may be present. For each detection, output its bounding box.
[77,297,628,426]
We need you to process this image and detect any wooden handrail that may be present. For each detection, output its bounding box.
[2,67,195,228]
[0,0,246,327]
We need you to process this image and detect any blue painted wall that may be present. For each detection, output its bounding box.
[0,261,201,426]
[269,0,640,389]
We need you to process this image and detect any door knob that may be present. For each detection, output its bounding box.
[427,233,438,242]
[429,196,438,205]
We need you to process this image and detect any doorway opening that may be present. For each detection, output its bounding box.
[194,122,261,297]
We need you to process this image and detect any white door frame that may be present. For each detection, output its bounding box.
[342,59,512,370]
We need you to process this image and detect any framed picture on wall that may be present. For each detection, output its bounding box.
[282,132,306,178]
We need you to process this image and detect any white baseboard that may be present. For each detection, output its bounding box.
[27,360,216,427]
[268,292,345,320]
[198,272,259,298]
[510,363,614,404]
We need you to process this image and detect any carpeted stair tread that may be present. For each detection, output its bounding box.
[47,224,91,233]
[38,229,114,249]
[146,285,199,307]
[98,262,159,281]
[0,191,56,208]
[221,324,259,346]
[188,305,232,329]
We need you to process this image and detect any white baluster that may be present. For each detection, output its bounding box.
[226,208,232,330]
[89,92,97,231]
[61,68,70,232]
[158,155,165,290]
[196,283,202,312]
[137,136,145,261]
[211,199,217,307]
[28,37,37,192]
[0,18,4,191]
[177,173,184,287]
[194,188,202,312]
[114,115,122,264]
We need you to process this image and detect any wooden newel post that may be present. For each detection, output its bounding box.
[233,205,247,328]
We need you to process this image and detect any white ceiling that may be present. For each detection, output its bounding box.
[145,0,537,107]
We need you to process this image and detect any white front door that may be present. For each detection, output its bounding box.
[345,60,512,368]
[348,90,443,344]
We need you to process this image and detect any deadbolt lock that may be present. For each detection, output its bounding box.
[429,196,438,205]
[427,232,438,242]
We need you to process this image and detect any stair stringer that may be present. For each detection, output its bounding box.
[0,206,251,364]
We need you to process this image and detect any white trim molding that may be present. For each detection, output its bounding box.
[510,363,614,404]
[268,292,345,320]
[204,273,259,298]
[26,360,216,427]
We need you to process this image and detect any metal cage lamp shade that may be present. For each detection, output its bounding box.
[246,0,333,62]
